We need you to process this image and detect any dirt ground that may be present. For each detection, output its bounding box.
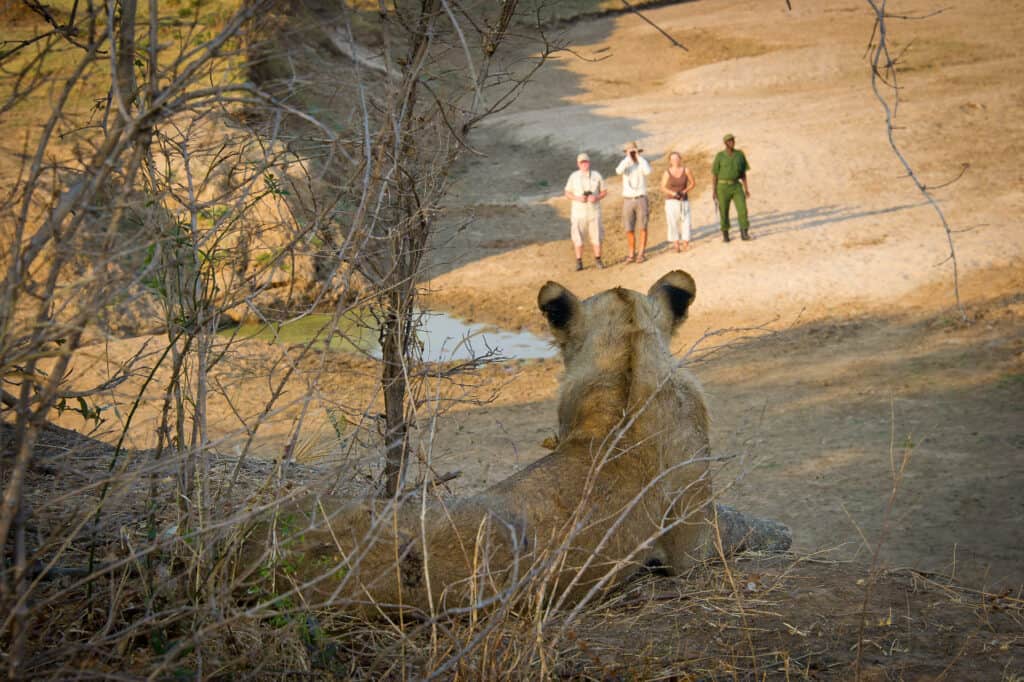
[29,0,1024,675]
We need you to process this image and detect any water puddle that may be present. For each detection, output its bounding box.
[225,310,557,362]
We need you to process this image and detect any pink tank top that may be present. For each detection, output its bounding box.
[666,169,688,199]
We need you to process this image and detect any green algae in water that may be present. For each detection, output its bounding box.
[224,309,556,362]
[225,310,380,355]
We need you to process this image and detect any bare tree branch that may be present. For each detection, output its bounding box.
[621,0,687,51]
[864,0,967,320]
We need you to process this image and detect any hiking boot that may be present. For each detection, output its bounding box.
[575,259,584,271]
[595,257,605,269]
[722,231,731,243]
[740,229,751,241]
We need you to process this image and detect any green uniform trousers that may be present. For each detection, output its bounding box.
[716,182,749,233]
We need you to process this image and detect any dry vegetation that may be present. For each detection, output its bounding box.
[2,0,1023,678]
[10,421,1024,678]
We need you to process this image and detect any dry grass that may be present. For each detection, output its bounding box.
[7,422,1022,679]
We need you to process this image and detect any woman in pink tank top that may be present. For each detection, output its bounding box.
[660,151,696,252]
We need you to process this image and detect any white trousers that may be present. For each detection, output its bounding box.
[665,199,691,242]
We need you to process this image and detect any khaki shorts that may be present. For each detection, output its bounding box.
[570,214,603,247]
[622,196,649,233]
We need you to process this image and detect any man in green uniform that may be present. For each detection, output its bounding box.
[711,133,751,242]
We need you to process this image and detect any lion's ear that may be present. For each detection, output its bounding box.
[538,281,580,345]
[647,270,696,332]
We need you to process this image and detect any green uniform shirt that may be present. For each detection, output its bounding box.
[712,150,750,181]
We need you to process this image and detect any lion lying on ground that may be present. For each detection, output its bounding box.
[239,271,789,614]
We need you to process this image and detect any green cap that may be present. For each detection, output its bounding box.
[723,133,735,142]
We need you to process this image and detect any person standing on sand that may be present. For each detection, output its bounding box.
[564,152,608,271]
[616,141,652,263]
[660,151,696,252]
[711,133,752,242]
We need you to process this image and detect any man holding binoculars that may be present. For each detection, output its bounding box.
[616,141,652,263]
[564,152,608,271]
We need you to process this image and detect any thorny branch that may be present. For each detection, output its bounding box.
[864,0,967,321]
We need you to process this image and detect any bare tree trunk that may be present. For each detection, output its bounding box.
[381,290,411,497]
[113,0,138,117]
[373,0,438,497]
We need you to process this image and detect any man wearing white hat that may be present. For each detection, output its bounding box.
[616,141,652,263]
[563,152,608,271]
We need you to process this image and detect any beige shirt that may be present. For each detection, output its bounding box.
[565,170,604,220]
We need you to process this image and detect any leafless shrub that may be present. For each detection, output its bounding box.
[0,0,572,675]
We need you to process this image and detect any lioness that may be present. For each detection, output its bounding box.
[240,271,784,615]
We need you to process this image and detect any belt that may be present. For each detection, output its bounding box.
[718,179,740,184]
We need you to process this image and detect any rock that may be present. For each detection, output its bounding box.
[714,503,793,554]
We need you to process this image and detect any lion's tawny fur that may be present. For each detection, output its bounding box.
[243,271,713,614]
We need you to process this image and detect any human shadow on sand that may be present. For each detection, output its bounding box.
[686,202,926,245]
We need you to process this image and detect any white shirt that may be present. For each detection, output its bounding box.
[616,155,652,198]
[564,170,604,220]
